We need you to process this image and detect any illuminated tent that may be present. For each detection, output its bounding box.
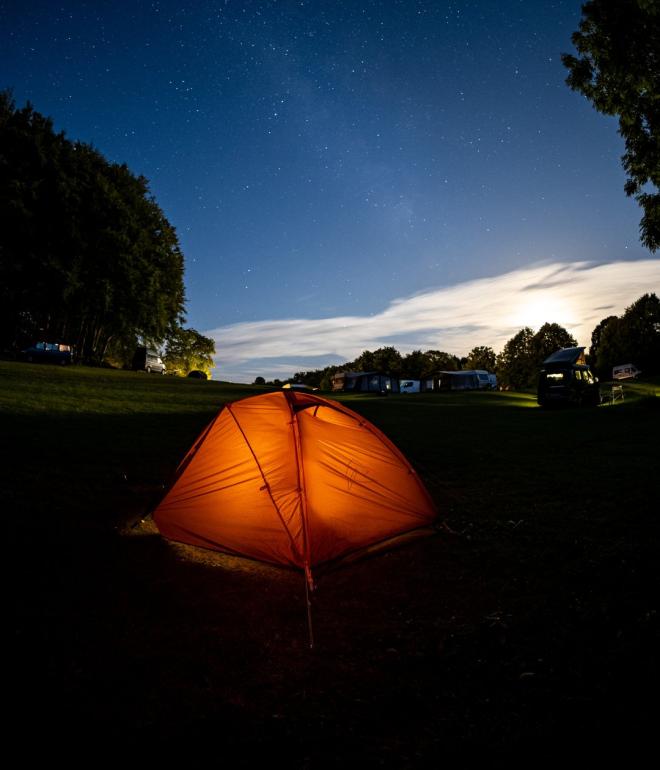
[153,390,437,582]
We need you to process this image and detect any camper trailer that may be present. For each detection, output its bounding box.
[434,370,493,391]
[612,364,641,380]
[474,370,494,389]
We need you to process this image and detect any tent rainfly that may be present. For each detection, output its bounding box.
[153,390,437,585]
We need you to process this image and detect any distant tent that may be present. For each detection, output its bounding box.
[331,371,400,394]
[438,369,482,390]
[153,391,437,581]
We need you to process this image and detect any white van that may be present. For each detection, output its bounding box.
[132,346,166,374]
[400,379,421,394]
[612,364,640,380]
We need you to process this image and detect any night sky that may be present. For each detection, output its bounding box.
[3,0,658,380]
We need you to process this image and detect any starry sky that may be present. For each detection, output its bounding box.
[3,0,658,381]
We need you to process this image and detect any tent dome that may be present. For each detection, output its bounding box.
[154,390,437,572]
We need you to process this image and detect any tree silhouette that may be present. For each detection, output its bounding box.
[0,92,185,359]
[497,325,577,390]
[465,345,496,371]
[593,293,660,376]
[164,326,216,377]
[562,0,660,250]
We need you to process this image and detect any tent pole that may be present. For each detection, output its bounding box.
[304,567,315,650]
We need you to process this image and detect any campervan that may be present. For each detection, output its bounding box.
[400,380,421,394]
[612,364,640,380]
[132,346,166,374]
[538,347,599,407]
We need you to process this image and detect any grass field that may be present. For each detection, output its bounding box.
[4,361,659,757]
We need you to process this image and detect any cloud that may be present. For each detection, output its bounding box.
[205,259,660,382]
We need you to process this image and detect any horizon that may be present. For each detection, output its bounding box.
[208,259,659,382]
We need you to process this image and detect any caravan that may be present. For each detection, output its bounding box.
[434,369,494,391]
[612,364,641,380]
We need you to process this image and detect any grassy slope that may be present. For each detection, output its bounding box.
[4,362,659,756]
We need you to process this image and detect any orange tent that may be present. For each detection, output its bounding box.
[153,390,437,582]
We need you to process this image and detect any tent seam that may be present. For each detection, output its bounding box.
[285,392,314,589]
[225,403,304,566]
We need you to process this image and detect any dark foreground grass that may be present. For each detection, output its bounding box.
[4,361,659,758]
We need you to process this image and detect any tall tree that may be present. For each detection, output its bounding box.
[401,349,429,379]
[164,326,216,377]
[353,350,375,371]
[498,324,578,390]
[0,92,185,358]
[496,327,536,390]
[465,345,496,371]
[562,0,660,251]
[531,323,578,364]
[594,293,660,376]
[424,350,461,372]
[371,346,403,375]
[589,314,618,366]
[340,347,404,375]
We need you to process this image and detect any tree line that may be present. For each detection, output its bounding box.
[0,91,213,371]
[264,293,659,390]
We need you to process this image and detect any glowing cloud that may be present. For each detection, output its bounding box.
[205,260,659,382]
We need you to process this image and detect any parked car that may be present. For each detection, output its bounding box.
[21,341,73,365]
[132,346,166,374]
[538,347,599,407]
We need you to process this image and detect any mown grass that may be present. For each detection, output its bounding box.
[4,361,659,757]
